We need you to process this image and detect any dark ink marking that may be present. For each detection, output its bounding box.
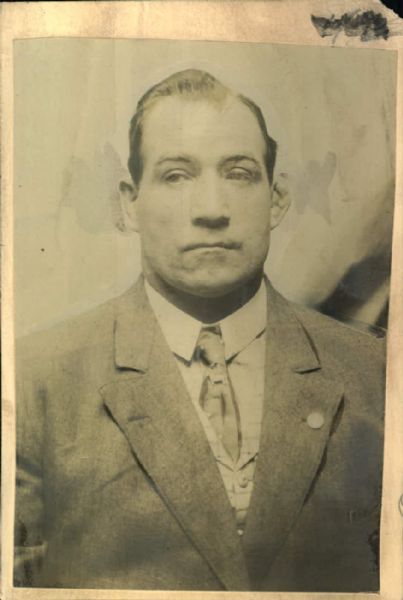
[40,248,45,252]
[311,11,390,41]
[398,494,403,516]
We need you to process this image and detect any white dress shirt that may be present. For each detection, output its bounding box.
[145,280,267,534]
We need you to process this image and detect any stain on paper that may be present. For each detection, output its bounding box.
[294,152,337,224]
[311,10,389,41]
[60,143,126,234]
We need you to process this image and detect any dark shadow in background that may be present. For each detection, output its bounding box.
[317,251,391,335]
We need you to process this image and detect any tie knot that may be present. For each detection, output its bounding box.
[196,325,225,367]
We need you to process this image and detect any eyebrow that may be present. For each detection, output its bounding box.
[218,155,261,169]
[154,154,262,172]
[155,155,196,167]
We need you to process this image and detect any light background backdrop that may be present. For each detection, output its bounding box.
[14,39,397,336]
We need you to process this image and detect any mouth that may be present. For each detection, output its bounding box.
[183,241,242,252]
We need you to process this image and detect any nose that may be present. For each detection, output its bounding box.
[190,174,230,229]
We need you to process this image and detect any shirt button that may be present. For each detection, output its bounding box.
[237,529,244,536]
[307,412,325,429]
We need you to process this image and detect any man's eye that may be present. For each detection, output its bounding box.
[226,168,254,182]
[162,170,191,183]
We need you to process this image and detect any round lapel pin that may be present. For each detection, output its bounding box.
[307,412,325,429]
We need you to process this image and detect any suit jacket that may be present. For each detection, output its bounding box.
[14,277,385,591]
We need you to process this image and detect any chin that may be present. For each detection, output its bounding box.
[177,274,251,299]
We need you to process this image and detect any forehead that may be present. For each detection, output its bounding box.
[140,95,267,163]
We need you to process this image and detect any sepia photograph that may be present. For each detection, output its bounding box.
[10,37,397,593]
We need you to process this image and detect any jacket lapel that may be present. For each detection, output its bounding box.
[99,280,250,590]
[242,283,344,586]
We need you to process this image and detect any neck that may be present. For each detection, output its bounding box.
[145,272,264,323]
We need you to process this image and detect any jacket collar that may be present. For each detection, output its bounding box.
[113,276,321,375]
[104,276,250,590]
[264,278,321,373]
[105,276,342,590]
[113,276,156,373]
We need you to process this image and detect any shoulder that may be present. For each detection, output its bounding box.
[291,301,385,348]
[16,293,123,368]
[289,301,386,379]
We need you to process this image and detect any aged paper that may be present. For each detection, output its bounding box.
[1,2,402,600]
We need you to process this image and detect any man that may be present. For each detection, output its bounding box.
[15,69,385,592]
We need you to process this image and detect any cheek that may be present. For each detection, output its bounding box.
[235,197,272,234]
[136,197,177,242]
[235,197,272,259]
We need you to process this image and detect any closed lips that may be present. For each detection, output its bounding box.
[183,242,241,251]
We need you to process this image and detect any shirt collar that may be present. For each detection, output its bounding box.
[220,281,267,360]
[145,279,267,363]
[145,281,201,362]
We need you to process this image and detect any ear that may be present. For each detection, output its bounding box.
[270,172,291,230]
[119,179,139,232]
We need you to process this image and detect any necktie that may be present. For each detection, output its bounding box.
[196,325,241,464]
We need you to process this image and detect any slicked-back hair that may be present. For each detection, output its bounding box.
[128,69,277,186]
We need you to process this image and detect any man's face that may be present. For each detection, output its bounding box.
[129,95,279,298]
